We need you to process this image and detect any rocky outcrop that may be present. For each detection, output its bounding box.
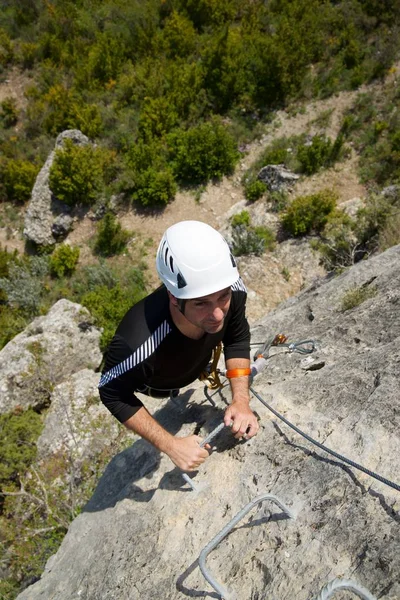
[258,164,300,192]
[0,299,102,414]
[23,130,89,246]
[51,213,74,240]
[37,369,119,464]
[17,245,400,600]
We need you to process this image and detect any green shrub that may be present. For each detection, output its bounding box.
[353,192,398,255]
[27,84,102,138]
[231,210,250,228]
[49,139,109,206]
[138,96,179,140]
[358,129,400,186]
[169,119,239,184]
[311,210,358,272]
[74,263,117,294]
[49,244,80,278]
[124,136,167,174]
[0,306,27,350]
[340,284,378,312]
[84,33,125,87]
[244,179,267,202]
[131,167,177,208]
[253,225,276,251]
[0,578,19,600]
[19,41,39,69]
[296,134,335,174]
[0,408,43,486]
[0,256,48,315]
[313,192,400,271]
[0,28,13,68]
[231,224,275,256]
[0,245,19,302]
[81,274,146,349]
[0,98,18,127]
[281,190,337,236]
[260,145,289,166]
[0,158,39,203]
[378,211,400,252]
[94,213,130,257]
[161,10,197,58]
[121,137,176,207]
[269,190,289,213]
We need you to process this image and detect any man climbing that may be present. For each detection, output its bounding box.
[98,220,259,471]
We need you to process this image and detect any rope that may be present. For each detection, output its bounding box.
[194,335,385,599]
[315,578,376,600]
[249,386,400,493]
[200,334,399,492]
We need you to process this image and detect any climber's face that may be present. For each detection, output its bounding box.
[184,287,232,334]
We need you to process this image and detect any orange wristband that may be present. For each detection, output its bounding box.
[225,368,251,378]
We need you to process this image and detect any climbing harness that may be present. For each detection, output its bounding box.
[199,342,224,391]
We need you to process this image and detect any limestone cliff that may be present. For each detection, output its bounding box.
[17,245,400,600]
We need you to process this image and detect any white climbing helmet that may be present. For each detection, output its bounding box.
[156,220,239,299]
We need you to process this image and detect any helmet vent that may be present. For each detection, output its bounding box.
[164,247,169,266]
[177,273,187,289]
[230,253,237,267]
[169,256,174,273]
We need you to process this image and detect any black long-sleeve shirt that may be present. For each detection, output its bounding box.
[98,279,250,423]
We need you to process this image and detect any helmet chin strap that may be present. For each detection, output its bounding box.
[177,298,187,315]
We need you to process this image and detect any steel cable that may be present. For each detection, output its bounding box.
[250,386,400,493]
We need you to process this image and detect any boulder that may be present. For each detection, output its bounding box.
[0,299,102,414]
[258,164,300,192]
[381,184,400,201]
[23,130,89,246]
[17,245,400,600]
[51,214,74,240]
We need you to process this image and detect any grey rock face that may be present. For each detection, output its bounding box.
[37,368,119,463]
[17,246,400,600]
[23,130,89,246]
[51,213,74,240]
[55,129,89,148]
[381,184,400,201]
[0,299,102,414]
[258,164,300,192]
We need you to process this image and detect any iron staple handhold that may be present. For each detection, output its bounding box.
[182,421,227,490]
[315,578,376,600]
[198,493,294,599]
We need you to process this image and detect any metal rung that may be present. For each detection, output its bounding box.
[198,493,294,599]
[316,579,376,600]
[182,422,227,491]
